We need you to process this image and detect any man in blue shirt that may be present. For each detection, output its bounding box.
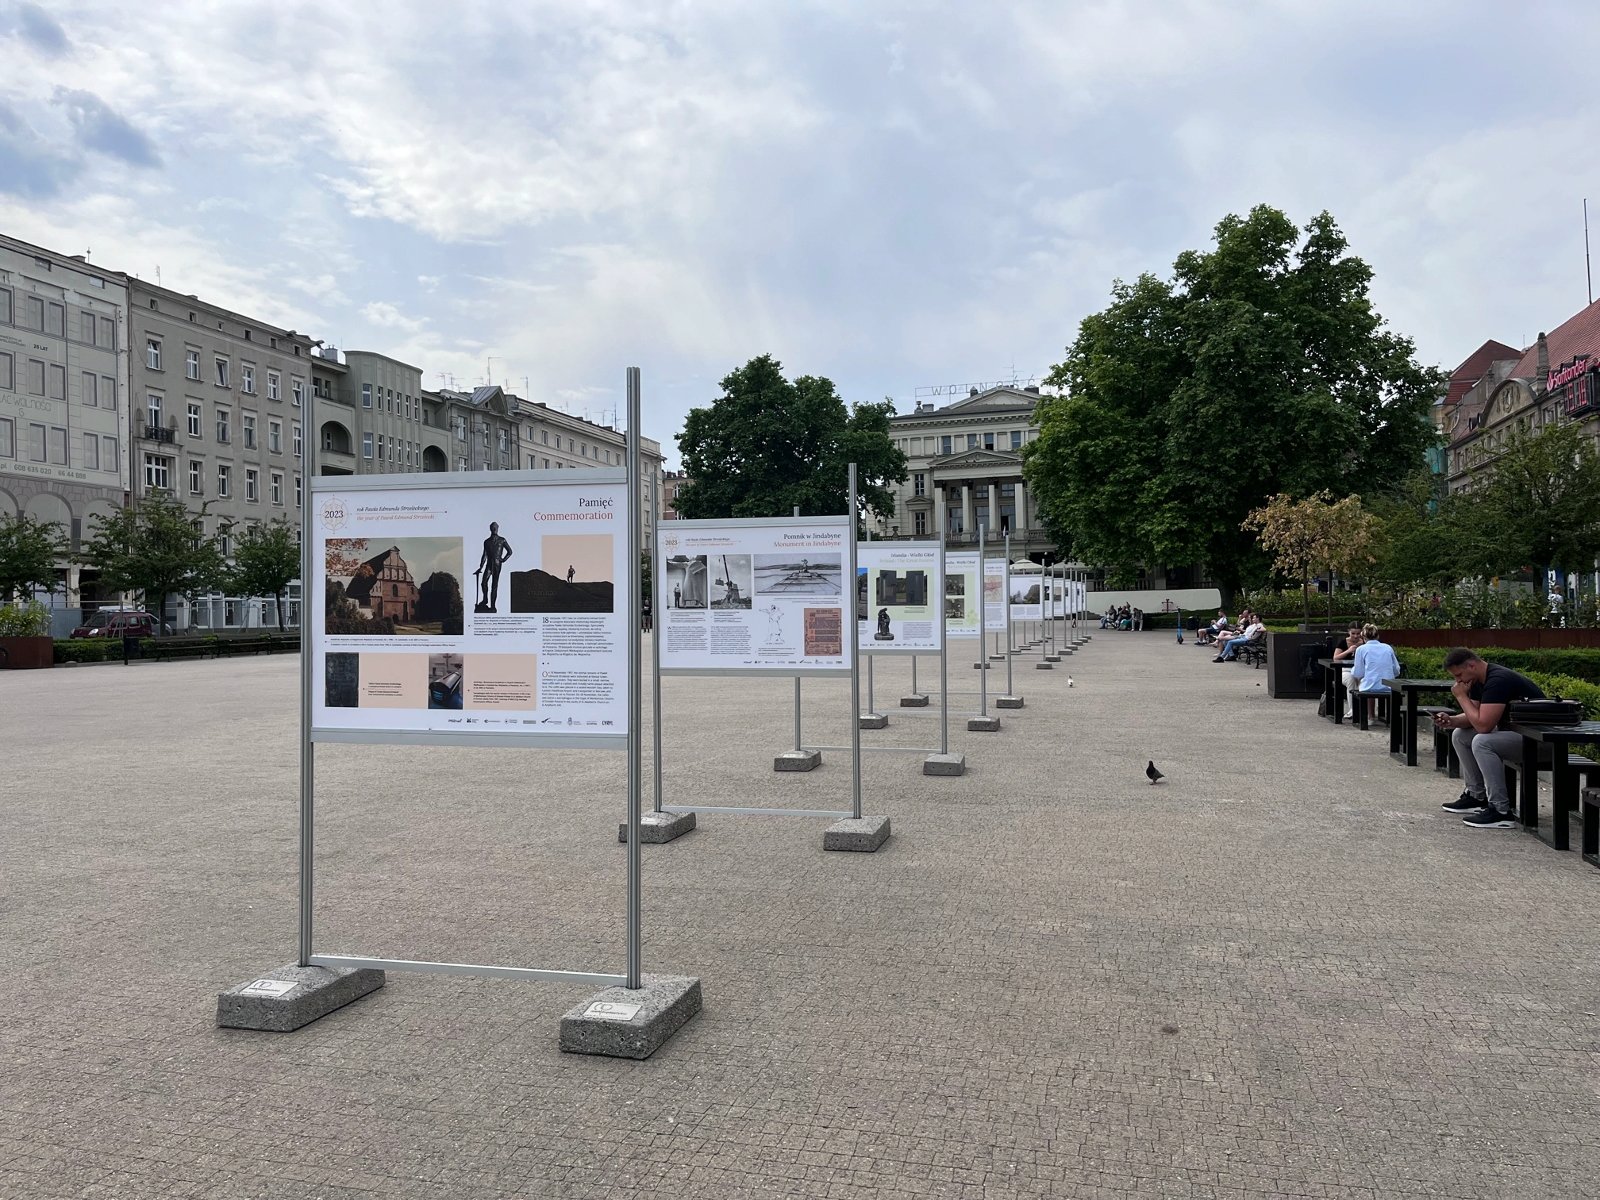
[1347,623,1401,719]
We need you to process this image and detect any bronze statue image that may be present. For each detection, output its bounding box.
[475,521,514,612]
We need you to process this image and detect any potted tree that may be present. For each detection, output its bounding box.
[0,513,67,669]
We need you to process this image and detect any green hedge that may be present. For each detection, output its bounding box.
[53,639,110,663]
[1396,647,1600,687]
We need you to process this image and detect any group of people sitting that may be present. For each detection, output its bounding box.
[1194,610,1265,661]
[1099,605,1144,631]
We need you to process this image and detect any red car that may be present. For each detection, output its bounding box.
[70,610,170,639]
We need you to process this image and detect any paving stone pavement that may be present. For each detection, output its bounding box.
[4,630,1599,1199]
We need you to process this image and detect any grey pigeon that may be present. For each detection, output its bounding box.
[1146,761,1164,785]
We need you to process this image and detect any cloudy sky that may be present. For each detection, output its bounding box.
[3,1,1598,465]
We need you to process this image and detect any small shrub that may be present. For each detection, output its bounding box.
[0,601,51,637]
[53,639,107,663]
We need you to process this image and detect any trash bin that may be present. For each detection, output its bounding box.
[122,634,142,664]
[1186,616,1200,631]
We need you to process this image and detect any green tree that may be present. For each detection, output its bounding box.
[1467,421,1600,579]
[675,355,907,521]
[80,493,230,633]
[1242,491,1376,623]
[1025,206,1441,605]
[0,511,68,603]
[229,518,301,632]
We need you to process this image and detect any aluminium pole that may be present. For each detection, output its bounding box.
[652,466,664,814]
[848,465,863,820]
[1004,532,1014,698]
[793,504,803,752]
[625,367,643,991]
[939,531,949,755]
[978,523,989,718]
[864,525,873,716]
[296,363,317,968]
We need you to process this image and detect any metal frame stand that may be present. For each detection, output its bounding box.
[968,524,1002,731]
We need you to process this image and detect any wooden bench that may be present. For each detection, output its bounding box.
[151,638,216,662]
[1238,639,1267,668]
[217,636,299,657]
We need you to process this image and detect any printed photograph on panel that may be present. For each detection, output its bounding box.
[510,533,615,613]
[803,606,843,656]
[427,652,464,709]
[325,652,359,707]
[755,552,842,596]
[944,572,966,619]
[325,537,464,636]
[708,553,753,609]
[1009,578,1039,605]
[876,569,928,607]
[663,554,708,610]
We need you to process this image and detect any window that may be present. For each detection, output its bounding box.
[99,316,114,350]
[0,288,10,324]
[242,413,256,449]
[940,435,952,455]
[45,302,64,336]
[83,434,99,471]
[914,511,927,536]
[984,432,995,450]
[101,435,117,470]
[292,422,302,458]
[28,422,45,461]
[267,372,280,401]
[376,434,385,461]
[187,403,201,437]
[214,357,230,388]
[268,419,282,453]
[81,371,97,407]
[46,364,64,400]
[966,433,979,450]
[217,464,231,497]
[457,456,468,471]
[147,339,163,370]
[26,359,44,396]
[913,473,925,497]
[294,475,302,508]
[453,415,467,442]
[101,375,116,411]
[362,432,373,459]
[271,471,283,505]
[361,383,372,408]
[541,430,548,444]
[81,312,97,344]
[23,296,44,329]
[242,364,256,394]
[385,387,393,411]
[145,454,171,490]
[291,378,304,407]
[1010,430,1023,450]
[220,531,231,558]
[542,457,550,469]
[185,348,201,379]
[216,408,231,443]
[0,416,11,458]
[245,468,258,501]
[0,352,10,391]
[189,460,203,495]
[147,393,163,427]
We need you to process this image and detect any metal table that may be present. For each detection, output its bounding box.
[1381,678,1455,766]
[1507,720,1600,852]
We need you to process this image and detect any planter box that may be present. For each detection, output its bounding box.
[1265,632,1329,699]
[0,636,54,669]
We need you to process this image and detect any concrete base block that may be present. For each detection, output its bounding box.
[823,814,892,852]
[967,715,1002,732]
[995,695,1025,709]
[1045,655,1061,662]
[923,752,966,777]
[972,662,990,670]
[858,712,889,729]
[1035,662,1054,670]
[899,693,929,707]
[559,974,701,1060]
[774,749,822,772]
[216,963,384,1033]
[989,653,1006,661]
[619,810,696,843]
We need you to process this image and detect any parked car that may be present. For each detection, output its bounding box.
[70,610,171,639]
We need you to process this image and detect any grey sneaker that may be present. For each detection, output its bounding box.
[1463,807,1517,829]
[1442,792,1486,813]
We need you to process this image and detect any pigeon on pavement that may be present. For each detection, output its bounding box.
[1146,761,1164,785]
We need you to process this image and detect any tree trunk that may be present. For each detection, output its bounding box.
[1301,573,1311,623]
[275,589,286,633]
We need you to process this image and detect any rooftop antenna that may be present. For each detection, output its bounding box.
[155,265,161,286]
[1586,198,1593,306]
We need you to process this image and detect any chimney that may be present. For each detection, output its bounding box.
[969,386,979,397]
[1024,385,1040,395]
[1536,332,1549,390]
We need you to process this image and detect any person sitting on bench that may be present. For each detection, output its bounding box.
[1332,625,1363,719]
[1346,622,1399,719]
[1433,648,1545,829]
[1214,614,1264,662]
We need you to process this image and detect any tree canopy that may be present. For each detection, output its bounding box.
[80,493,230,630]
[229,518,301,631]
[674,354,907,521]
[0,511,67,604]
[1024,205,1441,602]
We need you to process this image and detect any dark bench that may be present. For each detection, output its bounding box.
[150,638,216,662]
[218,636,299,657]
[1504,753,1600,834]
[1582,789,1600,869]
[1419,706,1457,773]
[1238,639,1267,668]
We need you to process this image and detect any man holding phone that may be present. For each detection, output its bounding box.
[1434,648,1544,828]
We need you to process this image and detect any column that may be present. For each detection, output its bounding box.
[987,482,1000,535]
[1017,480,1030,532]
[961,484,974,536]
[934,485,947,539]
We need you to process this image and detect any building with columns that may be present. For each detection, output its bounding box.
[874,385,1053,560]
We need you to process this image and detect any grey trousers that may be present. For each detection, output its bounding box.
[1451,726,1523,814]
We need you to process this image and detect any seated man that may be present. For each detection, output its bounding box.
[1346,622,1400,719]
[1434,648,1545,829]
[1214,615,1265,662]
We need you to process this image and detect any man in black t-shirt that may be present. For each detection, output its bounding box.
[1433,648,1544,828]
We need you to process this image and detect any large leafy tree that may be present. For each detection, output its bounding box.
[229,518,301,631]
[0,511,68,603]
[1025,206,1441,603]
[80,493,230,632]
[675,354,907,520]
[1465,421,1600,579]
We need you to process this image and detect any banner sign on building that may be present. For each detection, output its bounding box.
[857,543,943,653]
[657,518,853,673]
[309,476,630,739]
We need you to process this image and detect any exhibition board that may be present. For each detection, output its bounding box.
[857,542,944,654]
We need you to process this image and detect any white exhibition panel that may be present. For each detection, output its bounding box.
[857,542,944,654]
[309,472,630,740]
[943,552,982,639]
[982,557,1009,633]
[657,517,854,673]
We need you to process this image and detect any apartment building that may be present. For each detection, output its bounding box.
[314,349,447,477]
[0,234,129,616]
[512,397,663,552]
[660,469,688,520]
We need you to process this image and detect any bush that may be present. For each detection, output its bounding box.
[1395,646,1600,687]
[53,639,108,663]
[0,600,51,637]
